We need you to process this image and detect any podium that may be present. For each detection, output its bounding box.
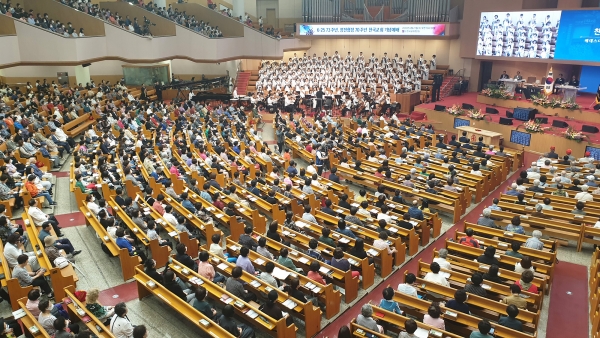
[455,126,503,147]
[499,79,525,94]
[555,85,587,101]
[393,91,421,114]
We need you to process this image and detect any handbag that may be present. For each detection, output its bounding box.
[54,256,69,269]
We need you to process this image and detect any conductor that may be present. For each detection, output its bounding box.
[316,87,325,111]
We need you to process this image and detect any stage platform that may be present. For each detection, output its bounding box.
[414,92,600,156]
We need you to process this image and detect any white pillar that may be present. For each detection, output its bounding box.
[232,0,245,20]
[75,65,90,86]
[154,0,166,8]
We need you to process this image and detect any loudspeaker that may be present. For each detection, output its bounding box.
[499,117,514,125]
[82,63,91,67]
[552,120,569,128]
[485,107,499,114]
[434,104,446,111]
[462,103,474,110]
[582,125,599,133]
[537,117,548,124]
[506,111,514,118]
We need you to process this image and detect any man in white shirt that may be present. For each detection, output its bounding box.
[162,205,178,227]
[432,248,452,270]
[110,303,134,338]
[27,199,63,236]
[397,272,418,297]
[423,262,450,286]
[3,233,40,270]
[574,185,594,202]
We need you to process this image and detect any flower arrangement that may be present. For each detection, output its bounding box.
[531,94,581,110]
[446,104,465,116]
[560,100,581,111]
[466,109,487,120]
[563,127,589,143]
[517,119,547,133]
[481,88,514,100]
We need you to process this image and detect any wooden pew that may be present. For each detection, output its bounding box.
[222,237,343,319]
[442,241,549,296]
[63,286,114,337]
[108,199,170,269]
[169,259,297,338]
[17,297,52,337]
[64,113,95,137]
[134,267,237,338]
[80,205,142,281]
[207,253,322,338]
[464,222,556,252]
[391,290,533,338]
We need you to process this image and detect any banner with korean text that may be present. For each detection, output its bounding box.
[297,24,446,36]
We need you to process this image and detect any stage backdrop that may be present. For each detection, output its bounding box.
[579,65,600,94]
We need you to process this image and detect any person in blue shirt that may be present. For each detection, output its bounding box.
[505,183,520,196]
[335,219,356,239]
[180,192,196,213]
[199,183,213,203]
[379,287,402,314]
[249,180,261,197]
[506,215,525,235]
[232,141,241,155]
[408,200,424,220]
[286,161,298,175]
[498,305,523,332]
[307,238,330,265]
[445,289,470,314]
[115,228,147,263]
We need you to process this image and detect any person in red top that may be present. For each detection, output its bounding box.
[213,194,225,210]
[306,143,313,153]
[458,228,480,248]
[307,261,327,285]
[153,194,166,215]
[515,270,538,294]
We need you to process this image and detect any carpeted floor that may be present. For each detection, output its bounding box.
[545,262,589,338]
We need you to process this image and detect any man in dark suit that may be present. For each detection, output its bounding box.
[435,136,447,149]
[459,131,469,143]
[338,194,352,210]
[500,71,510,79]
[474,136,486,148]
[554,73,565,94]
[546,146,559,159]
[462,140,473,150]
[449,135,461,147]
[473,146,486,158]
[527,180,545,193]
[450,152,461,164]
[328,167,340,184]
[569,75,579,87]
[321,199,337,217]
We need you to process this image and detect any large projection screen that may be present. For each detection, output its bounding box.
[476,11,561,59]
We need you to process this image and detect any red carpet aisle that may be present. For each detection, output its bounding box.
[545,262,589,338]
[317,151,538,338]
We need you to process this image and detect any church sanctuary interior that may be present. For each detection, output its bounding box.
[2,0,600,337]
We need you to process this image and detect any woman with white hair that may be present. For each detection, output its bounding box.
[524,230,544,250]
[433,248,452,270]
[574,185,594,202]
[357,304,384,333]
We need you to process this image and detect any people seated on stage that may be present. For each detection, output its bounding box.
[568,75,579,87]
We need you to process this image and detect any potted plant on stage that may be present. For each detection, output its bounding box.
[517,119,547,133]
[563,127,590,143]
[560,100,581,111]
[481,88,514,100]
[466,108,491,121]
[446,104,465,116]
